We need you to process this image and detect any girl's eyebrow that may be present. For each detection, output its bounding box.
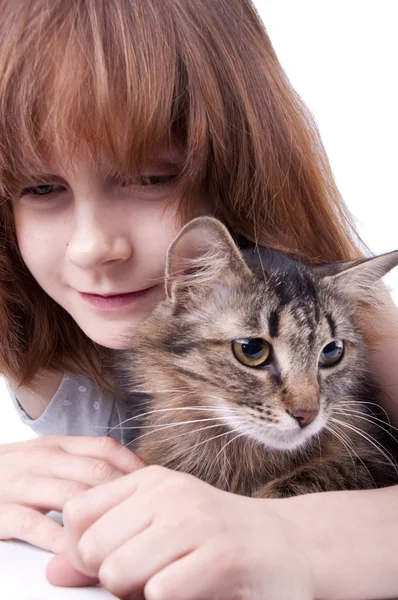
[103,157,183,180]
[23,155,184,187]
[22,173,68,185]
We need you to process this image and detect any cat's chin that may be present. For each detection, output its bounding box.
[237,418,325,452]
[259,431,319,452]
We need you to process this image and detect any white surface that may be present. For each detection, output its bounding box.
[0,541,115,600]
[0,2,397,598]
[0,381,115,598]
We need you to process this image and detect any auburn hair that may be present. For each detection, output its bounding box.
[0,0,365,387]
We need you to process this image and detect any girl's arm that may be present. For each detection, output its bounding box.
[280,484,398,600]
[47,464,398,599]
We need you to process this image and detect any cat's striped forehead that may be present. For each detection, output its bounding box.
[177,267,349,342]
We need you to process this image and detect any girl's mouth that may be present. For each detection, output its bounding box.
[79,288,152,309]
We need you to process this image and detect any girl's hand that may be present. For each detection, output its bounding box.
[0,435,144,553]
[48,466,315,600]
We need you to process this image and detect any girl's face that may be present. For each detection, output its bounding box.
[13,148,208,348]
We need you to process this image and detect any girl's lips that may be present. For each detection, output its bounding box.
[79,288,152,309]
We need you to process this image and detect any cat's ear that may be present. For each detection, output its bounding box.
[165,216,253,302]
[321,250,398,303]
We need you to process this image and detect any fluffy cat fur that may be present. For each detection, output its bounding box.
[122,217,398,498]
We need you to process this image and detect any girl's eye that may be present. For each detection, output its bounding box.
[232,338,271,368]
[139,174,176,187]
[319,340,345,367]
[20,184,65,197]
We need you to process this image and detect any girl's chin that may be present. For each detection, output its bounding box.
[77,321,140,350]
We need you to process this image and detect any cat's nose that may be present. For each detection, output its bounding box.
[288,408,319,428]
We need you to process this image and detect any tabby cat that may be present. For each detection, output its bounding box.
[123,216,398,498]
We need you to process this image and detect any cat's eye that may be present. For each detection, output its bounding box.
[319,340,344,367]
[232,338,271,367]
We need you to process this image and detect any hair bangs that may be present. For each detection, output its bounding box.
[0,0,223,199]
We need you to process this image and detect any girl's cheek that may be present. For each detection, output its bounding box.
[14,205,70,246]
[13,215,66,278]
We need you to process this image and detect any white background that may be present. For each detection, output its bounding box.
[256,0,398,302]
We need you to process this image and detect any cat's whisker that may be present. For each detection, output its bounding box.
[330,417,398,475]
[114,415,242,431]
[126,423,225,448]
[333,399,395,438]
[128,386,246,410]
[315,431,322,459]
[213,431,249,465]
[332,409,398,439]
[126,419,241,447]
[127,388,206,404]
[338,398,391,414]
[324,424,357,468]
[128,388,213,405]
[337,400,393,429]
[106,404,241,435]
[325,423,376,484]
[182,428,243,454]
[334,403,395,427]
[128,387,200,396]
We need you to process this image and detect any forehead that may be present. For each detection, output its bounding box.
[186,269,349,343]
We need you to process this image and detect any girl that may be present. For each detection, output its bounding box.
[0,0,397,598]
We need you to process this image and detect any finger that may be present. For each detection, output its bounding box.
[63,472,141,576]
[2,475,90,512]
[63,465,176,571]
[97,526,196,599]
[63,469,141,534]
[71,492,154,575]
[145,543,234,600]
[48,454,129,486]
[1,451,130,488]
[46,551,99,588]
[0,503,65,553]
[63,467,172,577]
[49,454,130,486]
[56,435,146,472]
[0,436,146,473]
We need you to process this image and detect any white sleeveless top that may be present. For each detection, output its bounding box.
[6,373,143,448]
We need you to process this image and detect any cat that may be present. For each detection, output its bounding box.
[121,216,398,498]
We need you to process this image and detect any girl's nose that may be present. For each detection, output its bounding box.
[66,220,133,268]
